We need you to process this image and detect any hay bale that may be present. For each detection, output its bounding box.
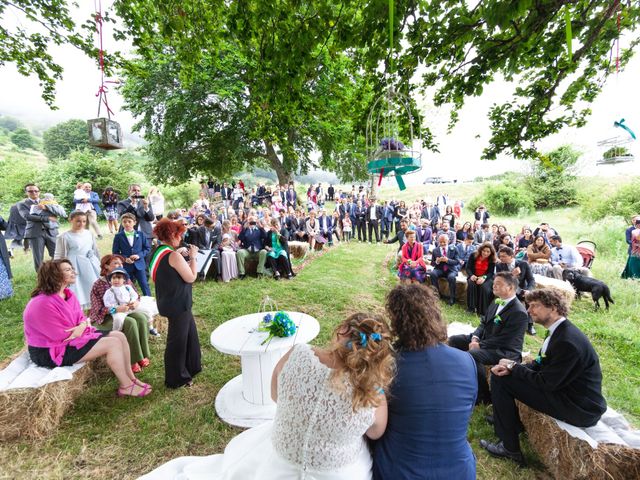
[518,403,640,479]
[288,241,309,259]
[0,350,99,442]
[436,273,467,304]
[533,274,574,307]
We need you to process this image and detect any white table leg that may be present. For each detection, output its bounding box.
[214,375,277,428]
[240,350,285,406]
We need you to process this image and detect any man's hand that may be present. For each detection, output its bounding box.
[491,364,511,376]
[470,275,477,282]
[468,340,480,350]
[477,277,485,285]
[513,266,521,276]
[142,199,149,209]
[130,255,140,261]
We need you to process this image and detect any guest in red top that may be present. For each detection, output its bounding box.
[465,242,496,315]
[398,230,427,284]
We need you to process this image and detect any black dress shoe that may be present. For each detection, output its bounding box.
[448,299,455,306]
[479,440,525,466]
[527,324,537,335]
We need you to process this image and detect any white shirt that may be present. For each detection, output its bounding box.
[369,206,377,220]
[541,317,566,354]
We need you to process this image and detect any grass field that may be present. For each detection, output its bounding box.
[1,201,639,479]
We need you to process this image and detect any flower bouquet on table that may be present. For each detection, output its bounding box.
[259,311,297,345]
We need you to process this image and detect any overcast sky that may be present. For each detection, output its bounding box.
[1,2,639,184]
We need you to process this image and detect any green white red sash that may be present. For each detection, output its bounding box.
[149,245,173,282]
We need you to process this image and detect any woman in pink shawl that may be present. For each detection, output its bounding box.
[23,259,152,397]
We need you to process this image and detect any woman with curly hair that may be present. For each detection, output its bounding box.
[372,284,477,480]
[140,313,395,479]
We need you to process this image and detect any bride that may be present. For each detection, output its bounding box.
[139,313,395,480]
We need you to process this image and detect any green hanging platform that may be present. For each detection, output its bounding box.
[366,150,421,190]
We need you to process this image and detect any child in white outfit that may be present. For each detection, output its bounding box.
[103,268,150,331]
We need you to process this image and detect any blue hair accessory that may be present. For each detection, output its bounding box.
[347,332,383,349]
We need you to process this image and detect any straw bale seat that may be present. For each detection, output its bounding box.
[532,274,574,307]
[518,404,640,479]
[0,349,103,441]
[288,241,309,259]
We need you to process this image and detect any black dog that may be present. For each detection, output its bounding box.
[562,269,614,310]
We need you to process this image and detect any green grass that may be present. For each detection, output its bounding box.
[1,204,639,479]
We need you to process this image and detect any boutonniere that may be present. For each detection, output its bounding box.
[535,353,547,364]
[494,314,503,325]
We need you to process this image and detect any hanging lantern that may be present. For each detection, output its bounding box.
[87,117,123,149]
[596,119,636,166]
[365,87,422,190]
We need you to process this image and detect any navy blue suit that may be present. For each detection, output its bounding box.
[239,226,266,251]
[317,215,334,243]
[429,244,461,302]
[112,230,151,296]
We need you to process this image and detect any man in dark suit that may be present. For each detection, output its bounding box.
[366,201,383,243]
[381,201,395,239]
[457,235,476,269]
[384,218,409,251]
[285,185,297,208]
[317,209,334,245]
[428,234,462,305]
[416,219,433,252]
[220,182,233,208]
[449,272,528,404]
[480,288,607,465]
[496,246,537,335]
[421,201,440,230]
[112,213,151,296]
[474,204,491,224]
[237,215,268,278]
[18,183,59,271]
[327,184,335,201]
[117,184,155,257]
[355,200,367,242]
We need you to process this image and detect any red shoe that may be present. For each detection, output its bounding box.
[139,358,150,368]
[131,363,142,373]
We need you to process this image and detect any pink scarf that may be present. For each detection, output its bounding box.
[24,289,103,366]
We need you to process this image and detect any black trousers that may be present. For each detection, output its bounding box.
[356,219,367,241]
[448,334,502,404]
[165,310,202,388]
[491,374,600,452]
[467,279,492,315]
[429,268,457,299]
[266,254,292,277]
[367,219,380,242]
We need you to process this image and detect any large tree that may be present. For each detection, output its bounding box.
[4,1,640,172]
[42,119,103,160]
[120,2,383,185]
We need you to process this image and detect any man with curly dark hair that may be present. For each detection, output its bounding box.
[480,288,607,466]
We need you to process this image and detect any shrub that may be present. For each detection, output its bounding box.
[581,183,640,222]
[527,145,579,209]
[43,119,103,161]
[0,157,39,207]
[483,181,534,215]
[162,183,201,211]
[37,149,135,210]
[10,128,35,150]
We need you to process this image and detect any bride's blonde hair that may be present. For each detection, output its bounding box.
[329,313,395,411]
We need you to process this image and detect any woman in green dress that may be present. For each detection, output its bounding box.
[264,219,295,280]
[622,219,640,279]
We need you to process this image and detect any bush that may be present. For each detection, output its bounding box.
[527,145,579,209]
[581,183,640,222]
[43,119,103,161]
[0,156,39,207]
[37,149,136,210]
[483,181,534,215]
[162,182,201,211]
[10,128,35,150]
[579,216,628,259]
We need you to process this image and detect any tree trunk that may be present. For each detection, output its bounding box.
[369,174,378,201]
[264,141,293,186]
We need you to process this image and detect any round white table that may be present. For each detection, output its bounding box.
[210,311,320,428]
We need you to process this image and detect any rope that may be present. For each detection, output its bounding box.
[388,0,394,74]
[94,0,114,118]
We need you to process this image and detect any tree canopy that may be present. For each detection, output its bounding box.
[3,0,640,178]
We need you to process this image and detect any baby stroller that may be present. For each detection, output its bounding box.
[576,240,596,269]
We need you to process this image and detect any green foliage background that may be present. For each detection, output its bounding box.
[42,119,103,161]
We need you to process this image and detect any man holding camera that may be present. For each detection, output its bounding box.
[117,184,155,266]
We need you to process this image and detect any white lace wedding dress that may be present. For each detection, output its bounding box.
[139,344,375,480]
